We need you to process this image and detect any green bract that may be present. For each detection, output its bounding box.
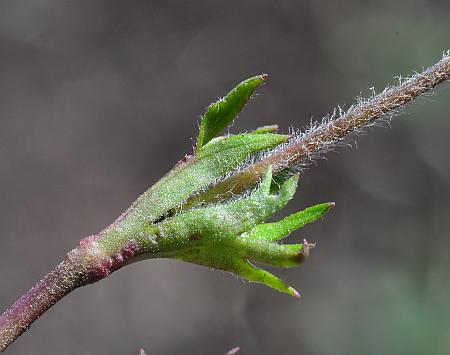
[98,75,334,297]
[114,132,289,233]
[196,75,267,150]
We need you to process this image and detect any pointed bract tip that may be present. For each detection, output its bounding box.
[320,201,336,214]
[288,286,301,299]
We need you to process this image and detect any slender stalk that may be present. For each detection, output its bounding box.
[0,247,91,351]
[188,53,450,205]
[0,229,163,351]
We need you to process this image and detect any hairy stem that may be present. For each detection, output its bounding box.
[189,53,450,204]
[0,229,170,351]
[0,248,91,351]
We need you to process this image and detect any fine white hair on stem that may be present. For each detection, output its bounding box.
[262,52,450,170]
[189,52,450,205]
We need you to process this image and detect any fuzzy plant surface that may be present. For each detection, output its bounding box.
[0,51,449,352]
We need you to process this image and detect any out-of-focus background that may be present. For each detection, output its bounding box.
[1,1,449,354]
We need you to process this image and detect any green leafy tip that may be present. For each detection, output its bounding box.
[196,74,267,151]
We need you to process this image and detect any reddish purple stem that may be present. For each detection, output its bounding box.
[0,244,101,351]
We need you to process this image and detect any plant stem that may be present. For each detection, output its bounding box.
[188,53,450,205]
[0,230,164,351]
[0,247,92,351]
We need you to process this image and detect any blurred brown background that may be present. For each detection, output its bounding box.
[1,1,449,354]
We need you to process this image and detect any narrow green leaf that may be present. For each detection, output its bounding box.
[172,248,299,297]
[196,75,267,150]
[232,259,300,298]
[235,239,313,267]
[197,133,288,161]
[246,202,335,242]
